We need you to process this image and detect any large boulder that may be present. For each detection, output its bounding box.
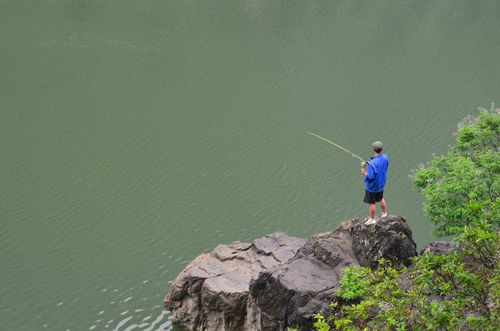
[350,215,418,268]
[248,216,417,330]
[165,216,418,331]
[247,223,357,330]
[164,232,306,330]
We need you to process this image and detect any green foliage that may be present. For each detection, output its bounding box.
[312,313,331,331]
[412,105,499,236]
[311,222,499,331]
[337,267,372,301]
[457,220,499,270]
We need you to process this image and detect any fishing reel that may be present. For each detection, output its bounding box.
[360,162,368,168]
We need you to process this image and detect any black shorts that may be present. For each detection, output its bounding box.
[363,190,384,204]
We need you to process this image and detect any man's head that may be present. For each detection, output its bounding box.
[372,141,383,154]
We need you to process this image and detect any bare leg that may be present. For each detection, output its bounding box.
[369,204,376,219]
[380,198,387,214]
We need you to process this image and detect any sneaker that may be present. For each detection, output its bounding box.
[366,218,377,225]
[381,212,388,218]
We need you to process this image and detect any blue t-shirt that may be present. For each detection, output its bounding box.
[364,153,389,193]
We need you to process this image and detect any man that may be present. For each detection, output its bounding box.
[361,141,388,224]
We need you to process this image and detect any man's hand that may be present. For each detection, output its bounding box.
[360,162,368,175]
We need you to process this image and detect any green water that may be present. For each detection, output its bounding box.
[2,1,500,330]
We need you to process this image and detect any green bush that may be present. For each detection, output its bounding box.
[337,267,372,301]
[412,105,499,236]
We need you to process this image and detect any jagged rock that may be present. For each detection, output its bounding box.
[248,216,417,330]
[165,216,418,331]
[420,240,457,255]
[248,225,358,330]
[164,232,306,330]
[350,215,418,268]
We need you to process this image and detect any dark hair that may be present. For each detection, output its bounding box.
[373,148,383,153]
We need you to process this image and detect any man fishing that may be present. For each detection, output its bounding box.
[361,141,388,224]
[306,132,388,224]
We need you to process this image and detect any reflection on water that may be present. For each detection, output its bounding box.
[51,279,174,331]
[106,309,171,331]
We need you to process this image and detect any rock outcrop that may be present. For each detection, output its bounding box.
[164,216,418,331]
[420,240,457,255]
[350,215,418,268]
[164,233,307,330]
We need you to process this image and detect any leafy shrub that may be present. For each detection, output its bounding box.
[412,105,499,236]
[337,267,372,301]
[312,313,331,331]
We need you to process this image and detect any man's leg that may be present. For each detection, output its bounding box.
[380,198,387,214]
[369,203,376,219]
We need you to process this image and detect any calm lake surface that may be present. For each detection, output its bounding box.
[2,1,500,330]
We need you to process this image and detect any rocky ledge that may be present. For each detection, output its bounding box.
[164,216,418,331]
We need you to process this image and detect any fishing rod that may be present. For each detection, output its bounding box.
[306,131,368,163]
